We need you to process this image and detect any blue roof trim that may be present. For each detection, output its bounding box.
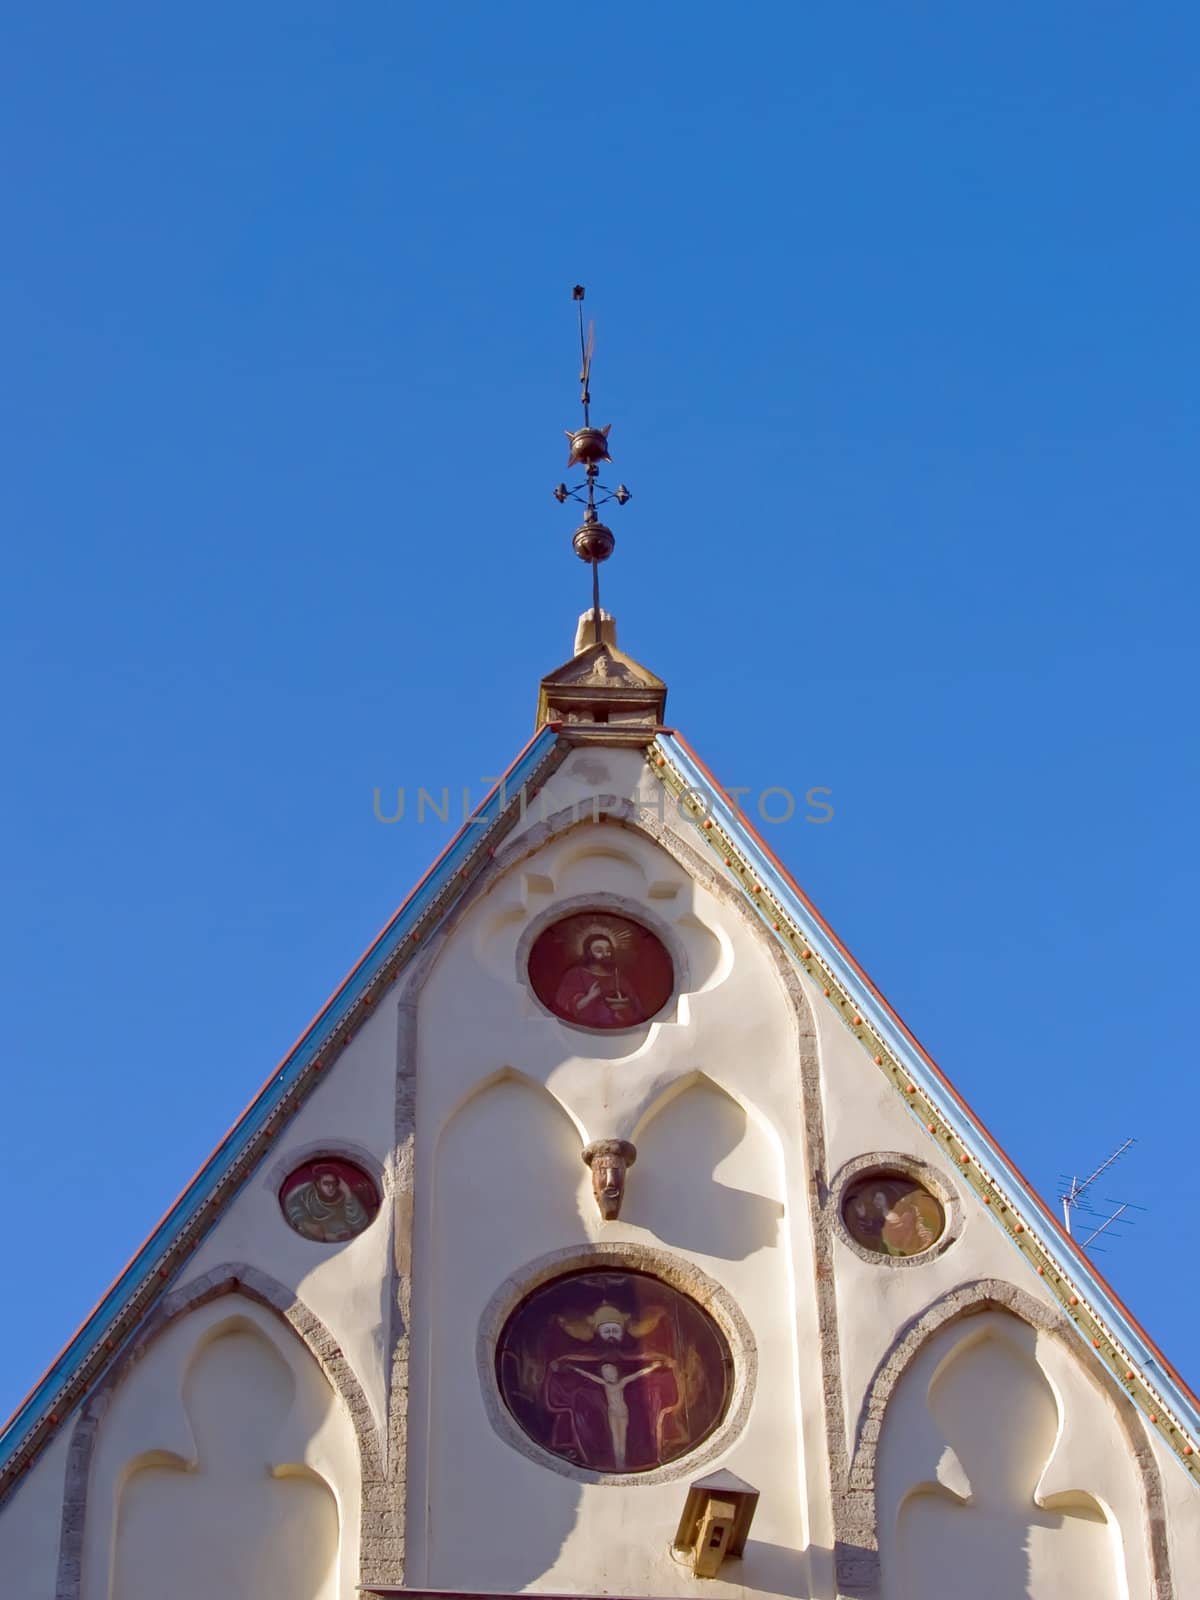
[659,733,1200,1451]
[0,726,561,1477]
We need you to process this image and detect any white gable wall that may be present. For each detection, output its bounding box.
[0,1426,70,1600]
[1,740,1192,1598]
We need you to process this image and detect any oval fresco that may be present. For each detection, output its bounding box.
[527,911,674,1029]
[496,1268,732,1475]
[279,1157,380,1244]
[842,1171,945,1258]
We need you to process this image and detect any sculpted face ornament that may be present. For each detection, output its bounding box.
[583,1139,637,1221]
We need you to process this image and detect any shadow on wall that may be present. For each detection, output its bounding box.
[111,1327,338,1600]
[882,1322,1119,1600]
[631,1076,783,1261]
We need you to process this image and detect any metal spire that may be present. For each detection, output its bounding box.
[552,286,631,646]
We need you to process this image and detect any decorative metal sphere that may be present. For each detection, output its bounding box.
[573,516,615,564]
[566,426,612,469]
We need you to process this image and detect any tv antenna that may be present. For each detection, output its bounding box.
[1058,1137,1143,1252]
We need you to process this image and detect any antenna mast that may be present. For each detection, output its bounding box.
[552,286,631,645]
[1059,1137,1141,1251]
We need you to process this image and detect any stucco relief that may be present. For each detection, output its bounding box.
[111,1325,339,1600]
[890,1325,1118,1600]
[60,1272,377,1600]
[843,1284,1172,1600]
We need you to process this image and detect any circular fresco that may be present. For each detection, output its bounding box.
[527,910,674,1029]
[279,1157,380,1243]
[842,1171,946,1258]
[496,1269,732,1475]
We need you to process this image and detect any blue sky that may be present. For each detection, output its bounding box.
[2,5,1198,1420]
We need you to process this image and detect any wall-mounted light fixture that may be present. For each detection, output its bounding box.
[672,1468,760,1579]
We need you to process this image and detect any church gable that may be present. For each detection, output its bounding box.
[4,259,1196,1598]
[2,702,1197,1600]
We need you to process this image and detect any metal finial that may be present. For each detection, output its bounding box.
[554,285,632,645]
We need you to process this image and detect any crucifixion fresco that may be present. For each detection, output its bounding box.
[496,1270,731,1474]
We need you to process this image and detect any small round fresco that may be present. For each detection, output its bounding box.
[279,1157,380,1243]
[842,1172,946,1258]
[495,1269,732,1475]
[527,911,674,1030]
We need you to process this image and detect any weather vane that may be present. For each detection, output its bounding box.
[553,286,631,646]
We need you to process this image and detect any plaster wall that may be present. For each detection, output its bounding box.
[0,1426,70,1600]
[1152,1426,1200,1584]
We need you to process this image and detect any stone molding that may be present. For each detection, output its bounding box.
[54,1263,387,1600]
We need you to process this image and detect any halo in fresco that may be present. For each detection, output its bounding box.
[841,1171,945,1258]
[495,1269,732,1474]
[279,1157,380,1243]
[527,911,674,1029]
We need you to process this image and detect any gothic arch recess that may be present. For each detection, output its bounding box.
[435,1064,588,1149]
[56,1264,385,1600]
[842,1278,1172,1600]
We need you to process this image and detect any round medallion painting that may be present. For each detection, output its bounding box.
[842,1172,945,1258]
[279,1157,380,1243]
[528,911,674,1029]
[496,1269,732,1475]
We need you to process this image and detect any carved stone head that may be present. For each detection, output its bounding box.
[582,1139,637,1221]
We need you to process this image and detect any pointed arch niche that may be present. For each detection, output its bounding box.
[414,1071,589,1590]
[630,1072,786,1263]
[859,1287,1170,1600]
[67,1275,369,1600]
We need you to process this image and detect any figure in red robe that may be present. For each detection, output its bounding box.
[553,930,645,1027]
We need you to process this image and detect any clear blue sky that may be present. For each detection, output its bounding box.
[2,5,1197,1420]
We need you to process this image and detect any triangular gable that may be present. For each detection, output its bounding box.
[2,722,1197,1501]
[540,640,665,691]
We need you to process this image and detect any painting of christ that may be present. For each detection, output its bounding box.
[496,1269,731,1474]
[528,912,674,1030]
